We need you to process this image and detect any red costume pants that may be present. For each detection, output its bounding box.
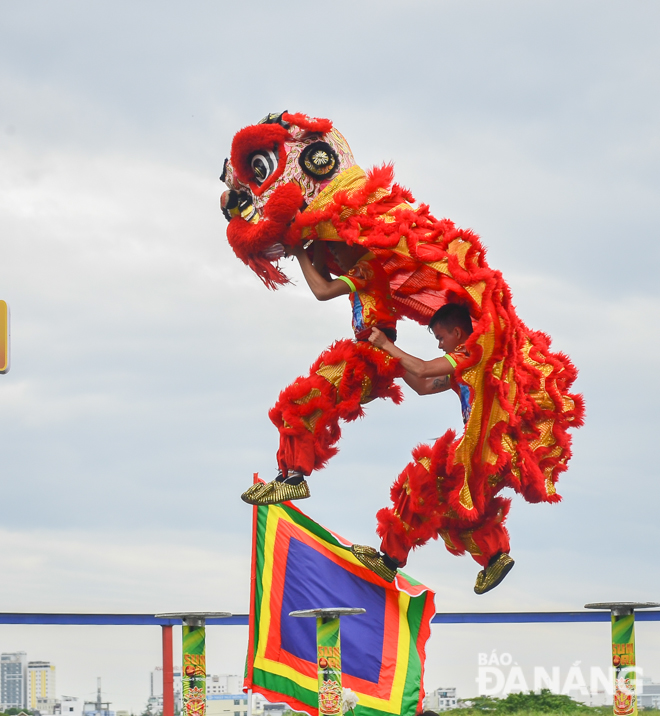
[269,339,405,476]
[376,443,511,569]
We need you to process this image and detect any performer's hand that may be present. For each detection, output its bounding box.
[289,242,306,259]
[369,327,390,349]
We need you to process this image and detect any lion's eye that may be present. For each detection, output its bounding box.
[250,150,278,185]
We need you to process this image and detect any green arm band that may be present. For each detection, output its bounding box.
[337,275,357,292]
[445,354,457,368]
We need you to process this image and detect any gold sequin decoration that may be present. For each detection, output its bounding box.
[305,165,367,214]
[500,433,521,482]
[316,361,347,388]
[464,281,486,308]
[301,409,323,432]
[491,359,504,380]
[447,239,470,269]
[459,530,482,556]
[423,258,452,276]
[439,530,456,550]
[360,375,373,403]
[417,456,432,472]
[522,339,555,411]
[453,329,496,511]
[528,418,556,452]
[293,387,322,405]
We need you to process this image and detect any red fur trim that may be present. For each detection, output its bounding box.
[290,164,584,515]
[226,183,304,288]
[230,123,289,186]
[269,340,405,474]
[282,112,333,135]
[225,133,584,527]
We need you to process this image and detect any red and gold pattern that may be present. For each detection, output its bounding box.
[222,112,584,532]
[270,339,405,476]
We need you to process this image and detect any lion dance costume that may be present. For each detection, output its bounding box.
[220,111,584,591]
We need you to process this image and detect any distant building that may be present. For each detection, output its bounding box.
[205,675,247,716]
[36,697,60,714]
[152,669,245,715]
[206,695,249,716]
[149,666,182,713]
[639,679,660,710]
[58,696,84,716]
[28,661,56,709]
[423,687,457,712]
[83,678,114,716]
[1,652,28,710]
[251,693,286,716]
[206,675,243,696]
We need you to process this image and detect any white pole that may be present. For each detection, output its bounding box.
[247,688,253,716]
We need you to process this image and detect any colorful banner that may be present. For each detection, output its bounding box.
[183,622,207,716]
[612,612,637,716]
[245,500,435,716]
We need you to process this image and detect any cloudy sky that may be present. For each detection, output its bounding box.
[1,0,659,711]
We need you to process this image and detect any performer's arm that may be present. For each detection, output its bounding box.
[369,328,454,378]
[403,372,452,396]
[312,241,332,281]
[291,243,351,301]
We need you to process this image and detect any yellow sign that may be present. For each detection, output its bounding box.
[0,301,9,374]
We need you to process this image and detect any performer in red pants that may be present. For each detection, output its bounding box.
[241,240,405,506]
[352,303,515,594]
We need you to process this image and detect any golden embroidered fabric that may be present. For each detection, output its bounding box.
[360,375,373,403]
[459,530,482,556]
[316,361,347,387]
[417,456,432,472]
[293,387,322,405]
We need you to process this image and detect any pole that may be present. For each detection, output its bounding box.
[182,616,207,716]
[585,601,660,716]
[162,625,174,716]
[155,613,232,716]
[611,608,637,716]
[316,616,343,716]
[289,608,366,716]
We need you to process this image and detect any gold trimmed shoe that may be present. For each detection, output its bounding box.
[241,482,267,504]
[474,553,515,595]
[243,478,311,506]
[350,544,397,583]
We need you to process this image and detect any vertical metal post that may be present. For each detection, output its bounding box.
[610,608,637,716]
[316,616,342,716]
[162,625,174,716]
[289,607,366,716]
[182,616,207,716]
[155,613,232,716]
[585,601,660,716]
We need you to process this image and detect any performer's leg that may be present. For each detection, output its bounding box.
[271,340,403,475]
[439,496,511,567]
[352,444,447,581]
[438,495,514,594]
[243,340,403,505]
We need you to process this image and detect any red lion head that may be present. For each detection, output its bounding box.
[220,111,356,287]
